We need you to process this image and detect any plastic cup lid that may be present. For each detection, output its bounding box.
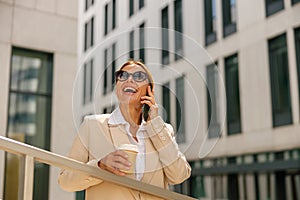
[118,144,138,152]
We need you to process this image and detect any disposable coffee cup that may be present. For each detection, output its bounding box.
[118,144,139,174]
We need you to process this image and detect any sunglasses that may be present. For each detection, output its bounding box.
[115,70,148,82]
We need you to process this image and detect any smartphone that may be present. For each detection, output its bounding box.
[142,85,153,121]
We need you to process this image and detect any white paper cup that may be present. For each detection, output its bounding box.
[118,144,139,174]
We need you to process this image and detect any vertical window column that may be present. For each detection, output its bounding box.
[206,62,221,138]
[268,33,292,127]
[225,54,241,135]
[162,82,171,123]
[222,0,237,37]
[174,0,183,60]
[104,0,116,35]
[103,43,116,95]
[161,6,169,65]
[295,28,300,114]
[139,23,145,62]
[204,0,217,45]
[176,76,186,143]
[83,59,93,104]
[84,17,94,52]
[265,0,284,17]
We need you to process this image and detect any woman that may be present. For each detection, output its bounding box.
[59,60,191,200]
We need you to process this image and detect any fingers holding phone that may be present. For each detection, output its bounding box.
[141,86,158,120]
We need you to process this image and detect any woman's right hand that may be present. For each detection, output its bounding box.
[98,150,131,176]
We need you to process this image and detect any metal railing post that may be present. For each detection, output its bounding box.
[23,156,34,200]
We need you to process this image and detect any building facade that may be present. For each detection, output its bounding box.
[0,0,78,200]
[77,0,300,200]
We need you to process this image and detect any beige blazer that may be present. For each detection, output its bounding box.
[58,114,191,200]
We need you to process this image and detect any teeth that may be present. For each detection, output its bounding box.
[123,87,137,93]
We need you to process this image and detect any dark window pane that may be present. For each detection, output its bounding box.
[139,0,145,9]
[292,0,300,4]
[104,4,108,35]
[204,0,217,45]
[76,190,86,200]
[112,0,116,29]
[176,76,186,143]
[295,27,300,115]
[139,23,145,62]
[268,33,292,127]
[162,83,171,123]
[174,0,183,60]
[111,44,116,88]
[129,0,134,16]
[103,49,108,94]
[129,30,134,59]
[265,0,284,17]
[206,62,221,138]
[225,54,241,135]
[161,6,169,65]
[222,0,237,37]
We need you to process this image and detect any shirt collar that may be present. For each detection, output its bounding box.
[108,107,146,130]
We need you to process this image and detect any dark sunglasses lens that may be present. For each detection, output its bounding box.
[117,71,128,81]
[133,72,146,82]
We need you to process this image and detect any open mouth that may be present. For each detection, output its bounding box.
[123,87,137,93]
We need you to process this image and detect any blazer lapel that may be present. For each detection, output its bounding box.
[108,125,131,148]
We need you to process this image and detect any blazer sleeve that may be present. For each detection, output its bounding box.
[58,118,103,192]
[145,116,191,185]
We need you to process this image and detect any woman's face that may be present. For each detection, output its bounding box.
[115,64,149,106]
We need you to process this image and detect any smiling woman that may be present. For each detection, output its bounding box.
[58,60,191,200]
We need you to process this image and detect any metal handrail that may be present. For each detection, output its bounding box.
[0,136,196,200]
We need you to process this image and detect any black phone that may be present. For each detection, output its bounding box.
[142,85,153,121]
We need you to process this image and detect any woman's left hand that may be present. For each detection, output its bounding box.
[141,86,159,120]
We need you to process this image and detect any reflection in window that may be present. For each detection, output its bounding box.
[268,33,292,127]
[5,47,53,200]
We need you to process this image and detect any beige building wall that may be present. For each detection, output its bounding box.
[0,0,78,199]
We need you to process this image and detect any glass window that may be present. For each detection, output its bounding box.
[76,190,85,200]
[268,33,292,127]
[103,43,116,95]
[104,0,116,35]
[139,23,145,62]
[295,27,300,114]
[292,0,300,4]
[103,104,115,114]
[5,47,53,200]
[204,0,217,45]
[222,0,237,37]
[176,76,186,143]
[162,82,171,123]
[85,0,94,11]
[129,0,134,16]
[84,17,94,52]
[129,30,135,59]
[227,158,239,200]
[161,6,169,65]
[265,0,284,17]
[139,0,145,9]
[206,62,221,138]
[174,0,183,60]
[225,54,241,135]
[83,59,93,104]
